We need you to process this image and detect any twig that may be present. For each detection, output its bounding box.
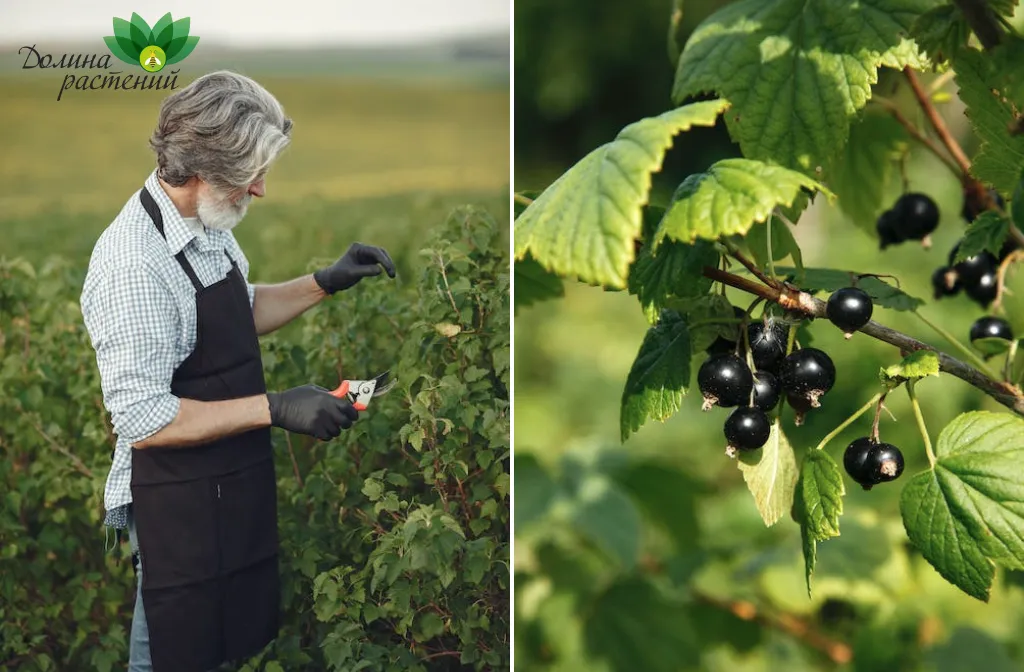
[870,96,963,176]
[913,311,999,378]
[285,431,304,489]
[436,253,461,318]
[702,266,1024,415]
[25,415,93,478]
[951,0,1002,49]
[903,67,973,177]
[421,650,461,661]
[693,591,852,664]
[723,240,781,289]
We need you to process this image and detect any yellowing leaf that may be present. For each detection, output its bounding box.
[737,419,799,526]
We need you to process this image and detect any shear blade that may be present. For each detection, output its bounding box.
[371,370,396,396]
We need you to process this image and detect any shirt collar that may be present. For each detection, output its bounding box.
[144,170,213,254]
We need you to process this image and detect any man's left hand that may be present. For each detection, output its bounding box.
[314,243,396,294]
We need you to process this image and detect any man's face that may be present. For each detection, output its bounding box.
[195,175,266,231]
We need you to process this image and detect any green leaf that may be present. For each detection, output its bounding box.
[746,215,804,272]
[673,0,934,174]
[151,12,175,50]
[513,99,730,288]
[794,501,818,596]
[972,336,1015,357]
[627,237,718,319]
[612,461,701,550]
[583,578,699,671]
[680,294,739,353]
[925,626,1019,672]
[654,159,826,245]
[102,36,138,65]
[620,311,692,441]
[953,47,1024,195]
[165,35,200,65]
[111,18,142,60]
[1011,170,1024,232]
[514,254,564,313]
[953,211,1010,264]
[900,411,1024,601]
[568,471,642,569]
[911,5,971,62]
[415,612,445,641]
[799,451,845,541]
[171,16,191,41]
[880,349,941,386]
[514,454,559,529]
[112,16,133,41]
[129,12,153,49]
[987,0,1019,16]
[776,266,925,311]
[829,112,909,233]
[737,419,799,526]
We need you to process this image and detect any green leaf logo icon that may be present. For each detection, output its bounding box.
[104,12,200,71]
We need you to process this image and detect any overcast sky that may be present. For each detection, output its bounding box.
[0,0,510,46]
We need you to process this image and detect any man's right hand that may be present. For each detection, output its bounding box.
[266,385,359,440]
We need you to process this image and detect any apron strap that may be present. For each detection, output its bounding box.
[140,185,204,291]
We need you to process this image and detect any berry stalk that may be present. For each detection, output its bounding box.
[702,265,1024,416]
[903,67,973,178]
[907,381,936,468]
[812,392,883,452]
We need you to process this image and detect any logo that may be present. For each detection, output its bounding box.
[104,12,199,72]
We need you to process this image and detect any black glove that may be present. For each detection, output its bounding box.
[266,385,359,440]
[313,243,396,294]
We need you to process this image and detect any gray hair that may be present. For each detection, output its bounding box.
[149,70,293,190]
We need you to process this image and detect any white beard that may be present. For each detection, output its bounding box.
[196,189,251,231]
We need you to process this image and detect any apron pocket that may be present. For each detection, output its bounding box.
[131,477,219,589]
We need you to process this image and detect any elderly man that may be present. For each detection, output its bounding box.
[80,71,395,671]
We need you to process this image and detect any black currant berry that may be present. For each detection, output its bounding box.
[723,406,771,456]
[931,266,960,299]
[752,371,781,411]
[876,210,903,249]
[871,443,905,484]
[970,316,1013,346]
[698,353,753,411]
[965,271,998,307]
[948,244,997,287]
[826,287,873,337]
[747,320,789,372]
[843,437,877,487]
[780,348,836,407]
[893,192,940,240]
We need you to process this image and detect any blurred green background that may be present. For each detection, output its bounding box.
[514,1,1024,671]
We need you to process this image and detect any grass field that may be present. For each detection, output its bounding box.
[0,69,510,282]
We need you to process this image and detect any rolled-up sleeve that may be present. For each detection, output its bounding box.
[81,263,182,445]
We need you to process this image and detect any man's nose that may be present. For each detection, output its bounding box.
[248,178,265,198]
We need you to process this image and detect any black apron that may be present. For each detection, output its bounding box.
[129,186,280,672]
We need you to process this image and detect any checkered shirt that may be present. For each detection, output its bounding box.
[81,169,256,530]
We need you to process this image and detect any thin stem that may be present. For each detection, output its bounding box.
[1005,339,1018,384]
[723,239,780,289]
[871,393,887,442]
[928,69,956,94]
[903,67,972,177]
[514,193,535,206]
[813,393,883,451]
[871,96,962,177]
[767,214,777,281]
[908,381,936,467]
[913,310,1000,378]
[992,249,1024,311]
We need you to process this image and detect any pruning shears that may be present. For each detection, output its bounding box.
[329,370,396,411]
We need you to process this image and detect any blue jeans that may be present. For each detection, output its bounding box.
[127,507,153,671]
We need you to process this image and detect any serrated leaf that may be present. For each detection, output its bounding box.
[880,349,941,385]
[900,411,1024,601]
[776,266,925,311]
[673,0,935,175]
[1012,170,1024,231]
[627,237,718,318]
[620,311,691,441]
[746,215,804,273]
[911,5,971,62]
[165,35,199,64]
[680,294,739,352]
[513,99,730,288]
[795,504,818,596]
[829,112,909,232]
[129,13,152,49]
[583,578,700,671]
[514,254,564,313]
[800,451,845,541]
[954,48,1024,195]
[654,159,826,245]
[954,211,1010,263]
[737,419,799,526]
